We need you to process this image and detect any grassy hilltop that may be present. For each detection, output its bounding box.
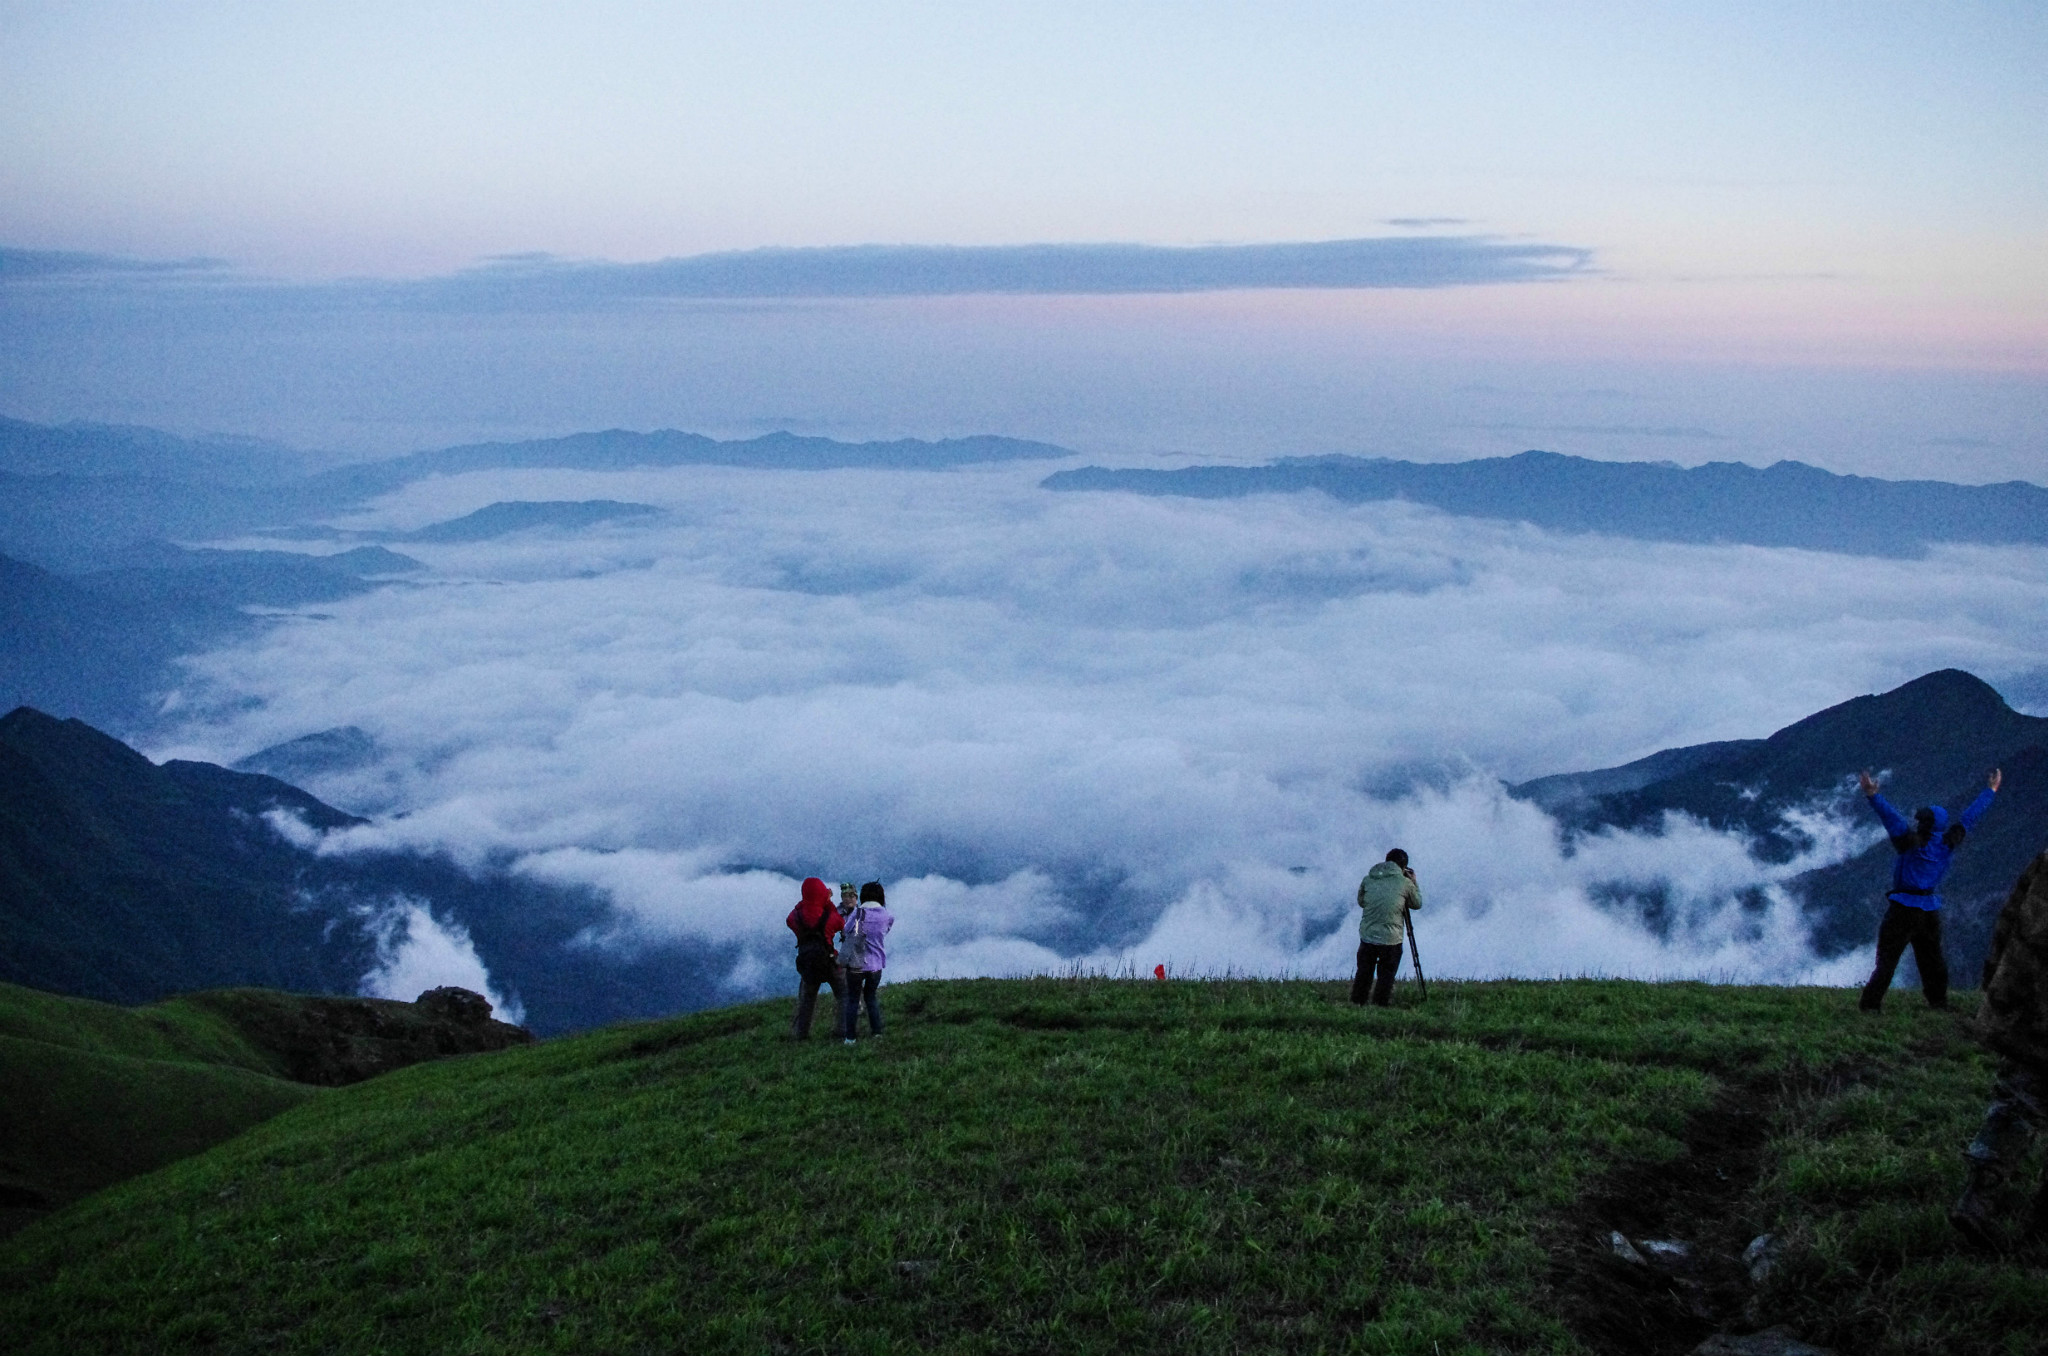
[3,977,2044,1355]
[0,981,530,1238]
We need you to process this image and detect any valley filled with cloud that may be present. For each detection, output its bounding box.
[147,461,2048,1008]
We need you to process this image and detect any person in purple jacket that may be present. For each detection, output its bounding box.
[839,880,895,1045]
[1856,765,2001,1012]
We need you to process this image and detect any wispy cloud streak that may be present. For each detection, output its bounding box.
[1,236,1593,307]
[0,247,229,281]
[439,236,1594,300]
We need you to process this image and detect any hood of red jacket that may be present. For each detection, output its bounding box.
[797,876,833,925]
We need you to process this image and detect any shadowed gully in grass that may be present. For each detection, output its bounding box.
[2,979,2042,1354]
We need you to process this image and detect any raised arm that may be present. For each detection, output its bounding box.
[1859,771,1913,838]
[1958,769,2001,832]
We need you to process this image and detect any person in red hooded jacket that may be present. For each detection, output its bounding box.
[787,876,845,1039]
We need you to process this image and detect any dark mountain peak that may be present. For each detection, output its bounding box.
[1,705,160,784]
[0,711,383,1007]
[1868,667,2009,711]
[2,704,364,835]
[1758,459,1831,479]
[1755,669,2034,779]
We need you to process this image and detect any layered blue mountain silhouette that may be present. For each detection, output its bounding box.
[1,546,421,733]
[298,428,1073,505]
[1045,451,2048,556]
[382,500,660,543]
[0,419,1073,572]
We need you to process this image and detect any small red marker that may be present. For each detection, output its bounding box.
[1153,964,1166,981]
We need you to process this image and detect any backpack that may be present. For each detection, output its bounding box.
[840,905,869,972]
[792,907,838,983]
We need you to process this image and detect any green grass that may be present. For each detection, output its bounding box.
[0,982,289,1076]
[2,978,2042,1354]
[0,984,317,1232]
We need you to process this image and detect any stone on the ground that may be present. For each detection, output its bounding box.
[1742,1233,1779,1283]
[415,986,495,1024]
[1606,1230,1647,1265]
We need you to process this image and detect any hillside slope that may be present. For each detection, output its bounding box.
[0,707,375,1005]
[0,708,725,1034]
[0,982,532,1238]
[3,978,2041,1355]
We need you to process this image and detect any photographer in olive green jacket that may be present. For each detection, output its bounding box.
[1351,848,1422,1007]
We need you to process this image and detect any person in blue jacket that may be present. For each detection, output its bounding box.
[1856,765,2001,1011]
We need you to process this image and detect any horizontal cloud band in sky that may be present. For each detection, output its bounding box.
[455,236,1594,298]
[0,235,1593,301]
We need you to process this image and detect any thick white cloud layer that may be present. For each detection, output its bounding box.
[161,463,2048,1002]
[358,898,524,1025]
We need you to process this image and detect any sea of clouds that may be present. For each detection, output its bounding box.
[157,460,2048,1008]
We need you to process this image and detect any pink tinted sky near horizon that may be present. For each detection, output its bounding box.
[0,4,2042,477]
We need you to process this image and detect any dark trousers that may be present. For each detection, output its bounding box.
[841,968,883,1039]
[793,966,845,1038]
[1862,901,1948,1010]
[1351,942,1405,1006]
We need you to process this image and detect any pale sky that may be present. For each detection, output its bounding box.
[1,2,2044,466]
[10,3,2048,994]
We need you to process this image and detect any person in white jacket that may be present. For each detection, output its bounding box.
[1351,849,1421,1007]
[840,880,895,1044]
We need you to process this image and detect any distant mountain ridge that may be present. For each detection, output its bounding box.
[0,414,323,487]
[0,553,231,730]
[1,545,420,734]
[1045,450,2048,556]
[300,428,1075,503]
[0,498,667,735]
[13,416,2046,567]
[0,417,1075,574]
[383,499,660,543]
